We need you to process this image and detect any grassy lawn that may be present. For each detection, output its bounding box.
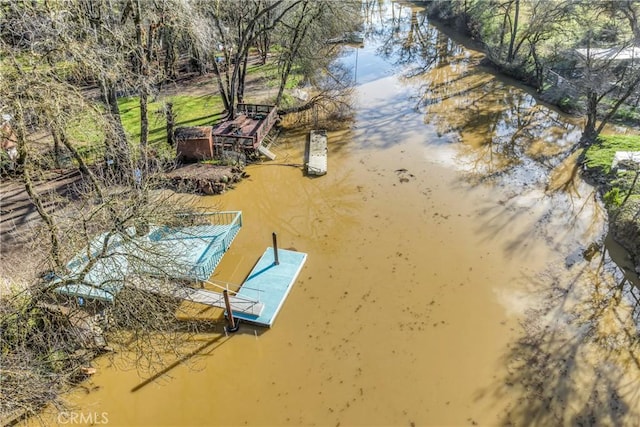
[247,59,303,89]
[118,94,226,148]
[62,56,293,159]
[64,94,226,156]
[66,110,106,148]
[584,134,640,174]
[584,134,640,208]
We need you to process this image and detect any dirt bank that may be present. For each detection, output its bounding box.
[584,165,640,280]
[161,163,248,195]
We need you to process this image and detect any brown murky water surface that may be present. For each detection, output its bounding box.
[34,2,640,426]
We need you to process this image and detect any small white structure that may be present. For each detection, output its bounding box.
[575,47,640,63]
[291,88,309,101]
[307,130,327,176]
[612,151,640,171]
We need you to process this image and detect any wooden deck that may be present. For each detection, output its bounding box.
[175,104,277,160]
[211,104,278,154]
[307,130,328,176]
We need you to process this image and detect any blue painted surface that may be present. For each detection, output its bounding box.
[55,283,120,303]
[234,247,307,327]
[54,212,242,302]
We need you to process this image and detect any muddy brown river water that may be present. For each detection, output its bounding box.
[30,2,640,426]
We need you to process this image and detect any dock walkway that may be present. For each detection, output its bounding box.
[135,246,307,326]
[258,144,276,160]
[136,246,307,327]
[134,279,264,317]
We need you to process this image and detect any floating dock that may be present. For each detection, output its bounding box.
[233,247,307,327]
[135,245,306,327]
[307,130,327,176]
[54,212,243,303]
[52,212,306,328]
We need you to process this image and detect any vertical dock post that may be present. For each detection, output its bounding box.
[272,232,279,265]
[223,290,239,333]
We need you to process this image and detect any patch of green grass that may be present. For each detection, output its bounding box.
[64,94,225,162]
[604,187,623,207]
[66,110,105,147]
[118,94,226,149]
[558,96,577,112]
[284,69,303,89]
[199,159,224,165]
[278,92,297,109]
[247,60,278,75]
[247,57,303,90]
[584,134,640,174]
[600,99,640,124]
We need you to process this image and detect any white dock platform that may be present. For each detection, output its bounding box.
[307,130,327,176]
[612,151,640,171]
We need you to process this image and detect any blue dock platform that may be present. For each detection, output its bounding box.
[233,247,307,327]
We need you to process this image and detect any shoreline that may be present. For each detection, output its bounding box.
[424,6,640,287]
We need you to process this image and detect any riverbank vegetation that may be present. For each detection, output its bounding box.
[584,135,640,271]
[422,0,640,145]
[419,0,640,274]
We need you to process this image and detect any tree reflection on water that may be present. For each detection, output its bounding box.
[365,0,640,424]
[495,257,640,426]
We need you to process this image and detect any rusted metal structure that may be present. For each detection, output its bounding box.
[175,104,278,162]
[175,126,213,161]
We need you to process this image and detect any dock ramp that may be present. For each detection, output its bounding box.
[134,279,264,316]
[132,244,306,326]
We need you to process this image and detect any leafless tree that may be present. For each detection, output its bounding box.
[573,2,640,145]
[198,0,303,118]
[273,1,360,105]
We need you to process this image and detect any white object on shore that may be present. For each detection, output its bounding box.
[612,151,640,170]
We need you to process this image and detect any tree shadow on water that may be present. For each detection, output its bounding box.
[479,257,640,426]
